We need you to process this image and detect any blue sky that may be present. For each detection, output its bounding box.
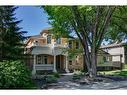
[15,6,51,36]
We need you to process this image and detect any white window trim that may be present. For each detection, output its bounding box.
[46,34,52,44]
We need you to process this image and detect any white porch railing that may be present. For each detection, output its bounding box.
[97,61,122,68]
[35,64,54,70]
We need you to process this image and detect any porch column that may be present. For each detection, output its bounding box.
[32,55,36,75]
[120,54,123,70]
[65,55,69,73]
[53,55,57,72]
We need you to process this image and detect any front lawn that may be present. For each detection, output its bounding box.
[99,64,127,77]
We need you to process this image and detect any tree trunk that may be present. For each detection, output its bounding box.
[83,54,88,72]
[91,51,97,78]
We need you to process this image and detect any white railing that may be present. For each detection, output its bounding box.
[97,61,122,68]
[54,44,67,48]
[112,61,122,67]
[32,42,67,48]
[35,64,54,70]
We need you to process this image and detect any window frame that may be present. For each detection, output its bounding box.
[47,35,52,44]
[56,38,61,44]
[37,55,48,64]
[68,41,73,48]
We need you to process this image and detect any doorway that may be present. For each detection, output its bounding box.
[56,55,64,70]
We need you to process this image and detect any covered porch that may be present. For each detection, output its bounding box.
[31,45,69,75]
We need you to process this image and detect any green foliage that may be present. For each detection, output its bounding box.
[0,6,27,61]
[73,70,84,80]
[114,71,127,76]
[68,48,83,59]
[45,75,57,83]
[104,6,127,43]
[74,70,84,76]
[43,6,127,77]
[0,60,35,88]
[43,6,127,46]
[73,74,81,80]
[52,72,60,78]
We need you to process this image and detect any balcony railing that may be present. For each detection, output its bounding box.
[97,61,122,68]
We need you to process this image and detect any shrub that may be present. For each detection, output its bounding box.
[72,74,81,80]
[0,60,35,89]
[52,72,60,78]
[45,75,57,83]
[72,70,84,80]
[74,70,84,76]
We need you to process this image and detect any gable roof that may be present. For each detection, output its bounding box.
[100,43,126,49]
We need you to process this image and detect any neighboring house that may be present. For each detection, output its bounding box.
[97,43,127,70]
[25,29,84,75]
[101,43,127,64]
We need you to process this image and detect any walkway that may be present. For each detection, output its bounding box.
[35,73,127,89]
[46,74,127,89]
[47,80,127,90]
[58,73,73,82]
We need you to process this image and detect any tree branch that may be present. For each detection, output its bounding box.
[70,6,92,46]
[96,6,116,50]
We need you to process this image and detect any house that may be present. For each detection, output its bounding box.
[101,43,127,64]
[25,28,126,75]
[97,43,127,70]
[25,29,84,75]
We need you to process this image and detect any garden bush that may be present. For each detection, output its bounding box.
[72,74,81,80]
[0,60,35,89]
[45,75,57,83]
[73,70,84,80]
[52,72,60,78]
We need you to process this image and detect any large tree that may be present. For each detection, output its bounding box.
[43,6,127,78]
[0,6,26,61]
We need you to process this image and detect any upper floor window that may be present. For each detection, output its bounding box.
[76,41,79,49]
[47,35,51,44]
[33,40,39,46]
[56,38,61,44]
[68,41,72,48]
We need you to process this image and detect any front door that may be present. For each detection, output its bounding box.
[56,55,64,70]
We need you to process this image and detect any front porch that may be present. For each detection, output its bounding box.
[32,54,69,75]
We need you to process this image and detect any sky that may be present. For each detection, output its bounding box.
[15,6,51,36]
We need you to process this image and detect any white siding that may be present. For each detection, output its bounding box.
[104,47,124,63]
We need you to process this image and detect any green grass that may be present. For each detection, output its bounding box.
[98,64,127,77]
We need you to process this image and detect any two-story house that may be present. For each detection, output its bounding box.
[25,28,125,75]
[25,29,84,75]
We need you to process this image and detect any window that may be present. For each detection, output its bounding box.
[44,56,47,64]
[76,41,79,49]
[56,38,61,44]
[37,55,42,64]
[37,55,48,64]
[68,41,72,48]
[34,40,39,45]
[47,35,51,44]
[103,56,107,62]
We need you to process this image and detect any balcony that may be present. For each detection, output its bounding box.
[31,43,68,55]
